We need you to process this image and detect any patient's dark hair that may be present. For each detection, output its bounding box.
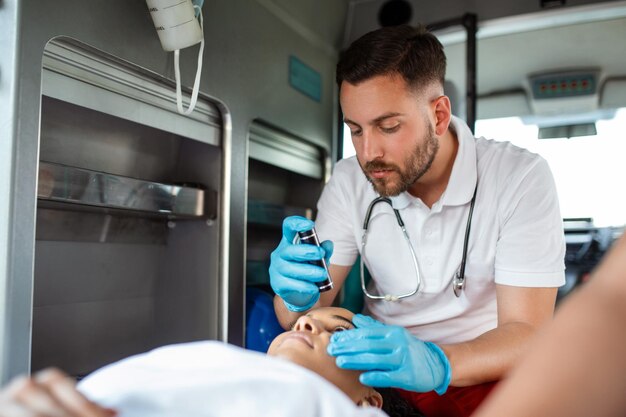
[336,24,446,93]
[379,388,424,417]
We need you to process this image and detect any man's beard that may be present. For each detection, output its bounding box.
[360,124,439,197]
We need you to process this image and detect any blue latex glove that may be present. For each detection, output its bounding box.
[269,216,333,312]
[327,314,452,395]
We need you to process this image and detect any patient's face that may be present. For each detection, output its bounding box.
[267,307,364,401]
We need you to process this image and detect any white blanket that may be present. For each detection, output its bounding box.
[78,341,388,417]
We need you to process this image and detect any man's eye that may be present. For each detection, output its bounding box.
[350,130,362,137]
[381,125,400,134]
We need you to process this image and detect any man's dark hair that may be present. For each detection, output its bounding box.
[336,25,446,93]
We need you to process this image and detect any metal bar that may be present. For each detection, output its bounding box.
[0,0,28,386]
[214,100,234,346]
[428,13,478,133]
[463,13,478,133]
[38,161,211,218]
[464,13,478,133]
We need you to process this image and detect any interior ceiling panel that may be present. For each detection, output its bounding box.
[342,0,626,119]
[343,0,626,95]
[256,0,348,53]
[444,16,626,96]
[344,0,624,47]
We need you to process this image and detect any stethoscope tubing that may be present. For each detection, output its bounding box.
[453,184,478,296]
[360,183,477,301]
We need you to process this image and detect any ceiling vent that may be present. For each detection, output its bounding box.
[538,123,596,139]
[522,69,616,138]
[528,69,600,116]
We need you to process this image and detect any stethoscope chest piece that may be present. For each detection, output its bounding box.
[452,272,465,297]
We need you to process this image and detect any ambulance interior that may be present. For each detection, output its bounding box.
[0,0,625,391]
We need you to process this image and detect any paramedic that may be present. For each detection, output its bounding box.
[270,24,565,417]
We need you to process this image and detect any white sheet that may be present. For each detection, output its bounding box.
[78,341,388,417]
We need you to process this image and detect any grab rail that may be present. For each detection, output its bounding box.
[37,161,215,219]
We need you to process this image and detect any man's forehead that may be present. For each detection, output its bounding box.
[340,76,442,102]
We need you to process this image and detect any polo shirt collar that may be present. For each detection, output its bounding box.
[389,190,413,210]
[389,115,477,210]
[441,116,478,206]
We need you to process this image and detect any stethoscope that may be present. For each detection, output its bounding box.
[360,184,477,301]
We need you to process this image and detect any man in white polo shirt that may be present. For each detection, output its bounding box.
[270,24,565,417]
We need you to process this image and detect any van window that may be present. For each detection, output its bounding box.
[342,123,356,159]
[476,108,626,228]
[342,110,626,228]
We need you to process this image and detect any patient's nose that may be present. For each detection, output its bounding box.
[293,316,321,334]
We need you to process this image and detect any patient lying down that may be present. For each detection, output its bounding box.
[0,307,415,417]
[268,306,382,407]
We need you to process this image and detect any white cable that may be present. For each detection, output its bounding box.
[175,5,204,115]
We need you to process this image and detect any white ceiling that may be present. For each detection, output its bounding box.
[258,0,626,119]
[254,0,348,57]
[444,16,626,96]
[343,0,625,47]
[342,0,626,120]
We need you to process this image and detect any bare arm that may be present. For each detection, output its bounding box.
[0,368,115,417]
[274,264,352,329]
[474,235,626,417]
[440,284,558,386]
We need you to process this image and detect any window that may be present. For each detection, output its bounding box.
[342,123,356,159]
[476,108,626,227]
[340,110,626,227]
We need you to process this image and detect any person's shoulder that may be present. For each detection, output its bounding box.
[321,156,375,213]
[475,137,548,174]
[475,136,540,159]
[328,156,369,188]
[333,156,362,175]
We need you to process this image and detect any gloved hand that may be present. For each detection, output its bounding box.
[327,314,451,395]
[269,216,333,312]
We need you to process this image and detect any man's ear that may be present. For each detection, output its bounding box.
[432,95,452,136]
[358,389,383,409]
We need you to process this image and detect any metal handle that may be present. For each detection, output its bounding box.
[38,161,215,219]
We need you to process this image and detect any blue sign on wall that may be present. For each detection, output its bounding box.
[289,55,322,102]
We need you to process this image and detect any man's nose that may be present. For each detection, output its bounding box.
[359,131,383,161]
[293,316,321,334]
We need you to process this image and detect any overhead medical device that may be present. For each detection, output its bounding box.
[360,185,477,301]
[146,0,205,115]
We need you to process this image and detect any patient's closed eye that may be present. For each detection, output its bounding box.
[333,326,349,333]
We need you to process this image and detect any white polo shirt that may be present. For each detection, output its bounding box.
[316,116,565,344]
